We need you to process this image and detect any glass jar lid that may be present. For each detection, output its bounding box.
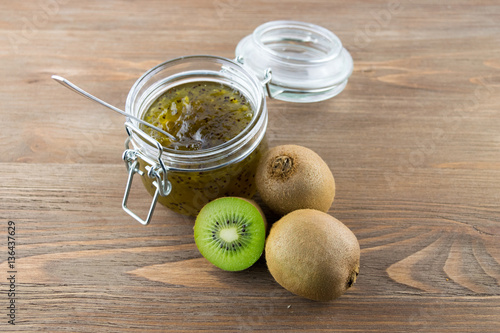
[235,20,353,103]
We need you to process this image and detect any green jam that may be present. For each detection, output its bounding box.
[141,81,253,150]
[138,81,265,216]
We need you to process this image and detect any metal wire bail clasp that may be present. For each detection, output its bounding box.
[235,56,273,99]
[122,122,172,225]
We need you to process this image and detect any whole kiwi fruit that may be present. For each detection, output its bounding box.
[265,209,360,301]
[194,197,267,271]
[255,145,335,216]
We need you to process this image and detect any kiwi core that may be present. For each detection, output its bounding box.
[219,227,239,242]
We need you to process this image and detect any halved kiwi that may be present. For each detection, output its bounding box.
[194,197,267,271]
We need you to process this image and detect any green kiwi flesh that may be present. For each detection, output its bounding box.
[194,197,267,271]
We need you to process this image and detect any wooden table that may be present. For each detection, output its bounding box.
[1,1,499,331]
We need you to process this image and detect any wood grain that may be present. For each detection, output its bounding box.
[1,0,500,331]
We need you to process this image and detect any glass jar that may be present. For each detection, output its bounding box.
[121,20,352,225]
[122,56,268,224]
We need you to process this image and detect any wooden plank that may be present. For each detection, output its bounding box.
[1,0,499,331]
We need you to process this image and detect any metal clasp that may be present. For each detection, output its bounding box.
[122,122,172,225]
[235,56,274,99]
[262,68,273,99]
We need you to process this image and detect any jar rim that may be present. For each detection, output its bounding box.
[252,20,343,65]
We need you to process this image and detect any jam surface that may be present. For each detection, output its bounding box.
[141,81,253,150]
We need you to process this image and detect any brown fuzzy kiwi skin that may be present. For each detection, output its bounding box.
[238,197,268,231]
[255,145,335,216]
[265,209,360,301]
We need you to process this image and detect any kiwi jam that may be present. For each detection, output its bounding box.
[138,81,265,216]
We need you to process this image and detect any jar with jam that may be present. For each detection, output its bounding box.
[122,20,353,224]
